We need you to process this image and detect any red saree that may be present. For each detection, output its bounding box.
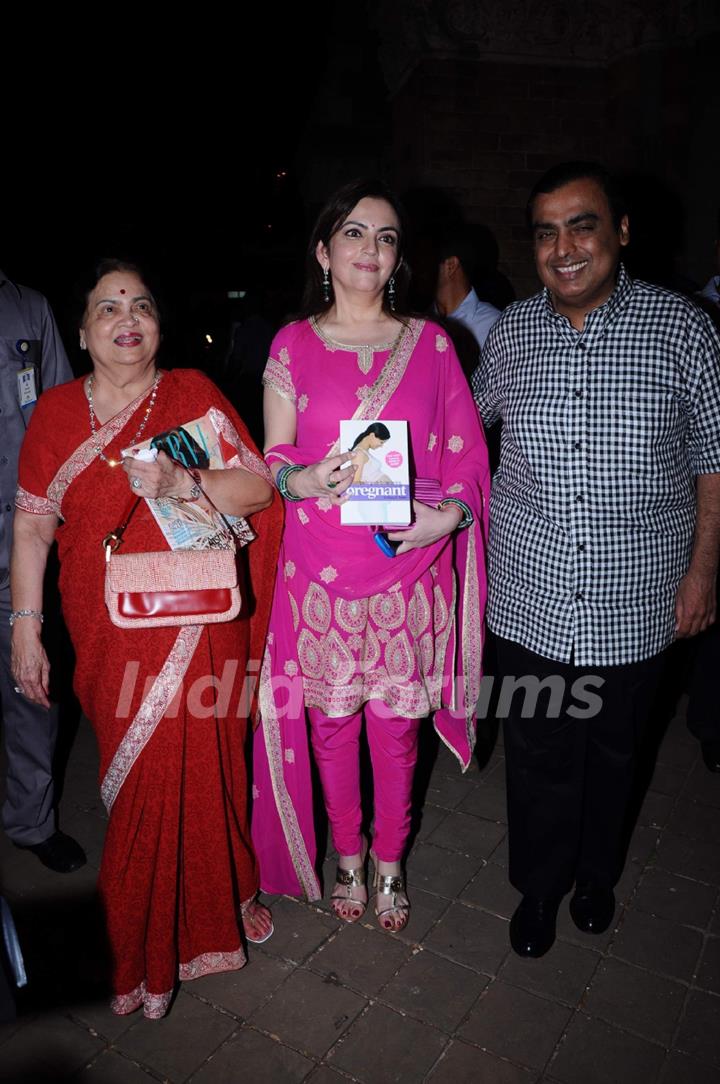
[16,369,282,1018]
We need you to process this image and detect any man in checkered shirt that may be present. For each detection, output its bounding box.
[472,162,720,958]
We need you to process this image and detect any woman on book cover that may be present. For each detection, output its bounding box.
[256,180,490,931]
[10,260,282,1019]
[349,422,392,484]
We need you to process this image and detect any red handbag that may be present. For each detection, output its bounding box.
[103,487,241,629]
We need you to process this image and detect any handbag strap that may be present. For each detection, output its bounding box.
[103,495,142,555]
[102,463,239,556]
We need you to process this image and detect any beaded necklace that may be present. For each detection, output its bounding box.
[87,371,162,467]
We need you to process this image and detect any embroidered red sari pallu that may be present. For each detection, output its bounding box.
[16,370,281,1018]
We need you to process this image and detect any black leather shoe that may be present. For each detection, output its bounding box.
[509,895,560,958]
[18,831,87,873]
[701,740,720,773]
[569,883,615,934]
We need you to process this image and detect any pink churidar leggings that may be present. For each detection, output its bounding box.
[307,701,421,862]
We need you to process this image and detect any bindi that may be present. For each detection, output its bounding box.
[120,289,126,294]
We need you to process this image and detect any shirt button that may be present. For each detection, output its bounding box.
[576,494,583,502]
[578,342,586,351]
[575,591,584,600]
[574,441,582,450]
[4,504,11,512]
[578,542,586,551]
[574,390,583,398]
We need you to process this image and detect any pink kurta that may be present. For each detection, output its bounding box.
[252,317,490,897]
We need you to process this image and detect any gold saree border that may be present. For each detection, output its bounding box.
[48,383,158,515]
[179,946,247,981]
[15,485,58,516]
[258,645,322,901]
[325,318,424,457]
[208,407,273,484]
[100,626,202,812]
[461,528,483,745]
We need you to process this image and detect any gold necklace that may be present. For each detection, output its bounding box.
[87,371,162,467]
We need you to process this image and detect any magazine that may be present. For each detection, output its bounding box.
[123,408,253,551]
[339,419,411,526]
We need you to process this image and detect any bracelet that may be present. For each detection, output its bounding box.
[276,464,305,502]
[438,498,474,530]
[9,609,44,627]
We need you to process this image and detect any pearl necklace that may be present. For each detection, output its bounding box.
[87,371,162,467]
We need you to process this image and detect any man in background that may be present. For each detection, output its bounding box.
[435,228,501,376]
[0,268,85,873]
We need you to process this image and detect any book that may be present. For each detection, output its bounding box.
[123,408,253,551]
[339,419,411,526]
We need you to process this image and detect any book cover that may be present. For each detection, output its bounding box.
[339,419,411,526]
[123,409,253,551]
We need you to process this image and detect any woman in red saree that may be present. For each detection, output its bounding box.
[10,261,282,1019]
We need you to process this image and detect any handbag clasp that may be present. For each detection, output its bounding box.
[103,532,122,561]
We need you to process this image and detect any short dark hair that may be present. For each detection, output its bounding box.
[526,162,628,230]
[298,178,411,319]
[77,258,160,326]
[437,229,477,279]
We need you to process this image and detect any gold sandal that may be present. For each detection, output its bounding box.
[330,858,367,923]
[371,860,410,933]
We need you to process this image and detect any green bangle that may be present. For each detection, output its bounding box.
[438,497,473,530]
[276,463,305,502]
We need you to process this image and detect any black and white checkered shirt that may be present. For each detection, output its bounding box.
[472,266,720,666]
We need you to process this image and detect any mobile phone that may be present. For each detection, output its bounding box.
[374,531,402,558]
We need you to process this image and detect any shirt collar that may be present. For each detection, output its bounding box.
[450,287,478,321]
[542,263,633,330]
[0,271,21,298]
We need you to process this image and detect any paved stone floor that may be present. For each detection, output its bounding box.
[1,695,719,1083]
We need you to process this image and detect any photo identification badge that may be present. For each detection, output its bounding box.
[17,366,38,408]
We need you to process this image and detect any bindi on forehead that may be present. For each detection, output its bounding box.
[120,289,126,294]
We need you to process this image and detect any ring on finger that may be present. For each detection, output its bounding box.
[326,478,338,489]
[131,477,143,490]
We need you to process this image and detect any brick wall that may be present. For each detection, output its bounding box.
[392,58,607,299]
[389,37,716,299]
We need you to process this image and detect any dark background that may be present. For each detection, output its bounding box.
[3,2,719,375]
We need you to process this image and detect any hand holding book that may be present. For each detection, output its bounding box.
[386,500,463,555]
[121,450,199,502]
[281,454,355,502]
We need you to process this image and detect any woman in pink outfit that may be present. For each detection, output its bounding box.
[253,179,490,931]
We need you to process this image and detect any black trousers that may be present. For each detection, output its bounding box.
[686,578,720,743]
[494,637,666,899]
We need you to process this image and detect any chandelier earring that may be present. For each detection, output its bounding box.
[387,275,396,311]
[322,266,331,304]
